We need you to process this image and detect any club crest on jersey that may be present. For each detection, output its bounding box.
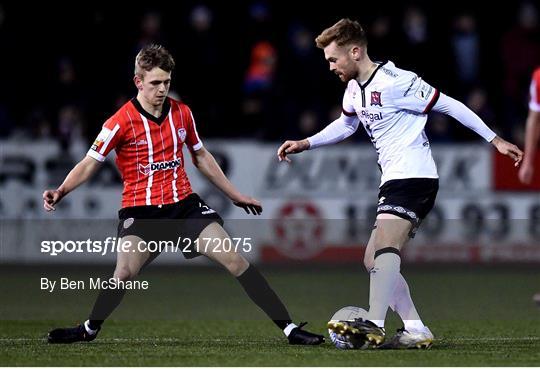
[371,91,382,107]
[123,218,134,229]
[177,128,186,142]
[139,159,182,176]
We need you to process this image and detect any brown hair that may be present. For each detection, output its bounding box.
[315,18,367,49]
[134,44,175,77]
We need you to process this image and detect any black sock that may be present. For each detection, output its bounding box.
[236,265,292,330]
[87,283,127,330]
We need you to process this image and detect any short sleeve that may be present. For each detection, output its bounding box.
[87,118,123,162]
[342,82,356,117]
[392,73,440,114]
[529,68,540,112]
[185,107,203,151]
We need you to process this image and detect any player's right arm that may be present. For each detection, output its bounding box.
[277,85,359,163]
[277,114,359,163]
[43,156,102,211]
[44,116,123,212]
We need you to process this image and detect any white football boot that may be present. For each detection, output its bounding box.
[378,326,434,349]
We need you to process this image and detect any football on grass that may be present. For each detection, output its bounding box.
[328,306,369,349]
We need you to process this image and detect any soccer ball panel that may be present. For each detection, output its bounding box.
[329,306,367,322]
[328,306,369,350]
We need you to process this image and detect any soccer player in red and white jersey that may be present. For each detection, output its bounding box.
[519,67,540,185]
[43,44,323,345]
[277,19,523,349]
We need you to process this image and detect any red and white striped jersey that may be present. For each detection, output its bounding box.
[87,97,202,208]
[529,67,540,112]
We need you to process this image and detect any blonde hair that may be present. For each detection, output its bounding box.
[134,44,175,77]
[315,18,367,49]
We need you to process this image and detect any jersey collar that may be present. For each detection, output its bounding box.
[131,97,171,125]
[358,61,387,89]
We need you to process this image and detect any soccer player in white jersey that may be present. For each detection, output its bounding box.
[277,18,523,349]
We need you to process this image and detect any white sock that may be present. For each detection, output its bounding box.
[283,323,297,337]
[84,320,98,335]
[403,320,426,331]
[369,319,385,328]
[366,252,401,328]
[389,273,426,331]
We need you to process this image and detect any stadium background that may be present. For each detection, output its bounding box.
[1,1,539,366]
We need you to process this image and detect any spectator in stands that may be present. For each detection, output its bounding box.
[501,1,540,135]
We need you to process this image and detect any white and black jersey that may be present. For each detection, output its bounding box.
[342,61,440,185]
[307,60,496,187]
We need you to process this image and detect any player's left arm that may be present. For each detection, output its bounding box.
[190,147,262,215]
[432,93,523,167]
[183,104,260,214]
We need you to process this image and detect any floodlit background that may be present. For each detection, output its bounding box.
[1,1,539,264]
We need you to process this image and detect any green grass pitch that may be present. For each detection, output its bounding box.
[1,265,539,366]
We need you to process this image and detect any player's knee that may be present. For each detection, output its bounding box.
[363,256,375,272]
[113,266,137,281]
[363,243,376,271]
[224,254,249,276]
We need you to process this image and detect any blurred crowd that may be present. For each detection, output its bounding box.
[1,1,540,148]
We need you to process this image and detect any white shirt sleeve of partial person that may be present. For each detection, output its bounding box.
[307,113,360,149]
[432,92,497,142]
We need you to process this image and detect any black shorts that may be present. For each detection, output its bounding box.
[376,178,439,236]
[117,193,223,259]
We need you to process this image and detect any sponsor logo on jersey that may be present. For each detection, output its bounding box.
[360,110,383,122]
[414,80,434,102]
[138,158,182,176]
[177,128,186,142]
[403,76,418,96]
[380,66,398,78]
[129,139,148,146]
[371,91,383,107]
[91,127,112,152]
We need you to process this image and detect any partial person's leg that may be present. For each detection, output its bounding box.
[327,216,410,347]
[365,213,410,328]
[357,213,433,349]
[348,178,438,348]
[197,222,291,329]
[87,235,153,331]
[197,222,323,344]
[364,226,425,331]
[48,235,153,343]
